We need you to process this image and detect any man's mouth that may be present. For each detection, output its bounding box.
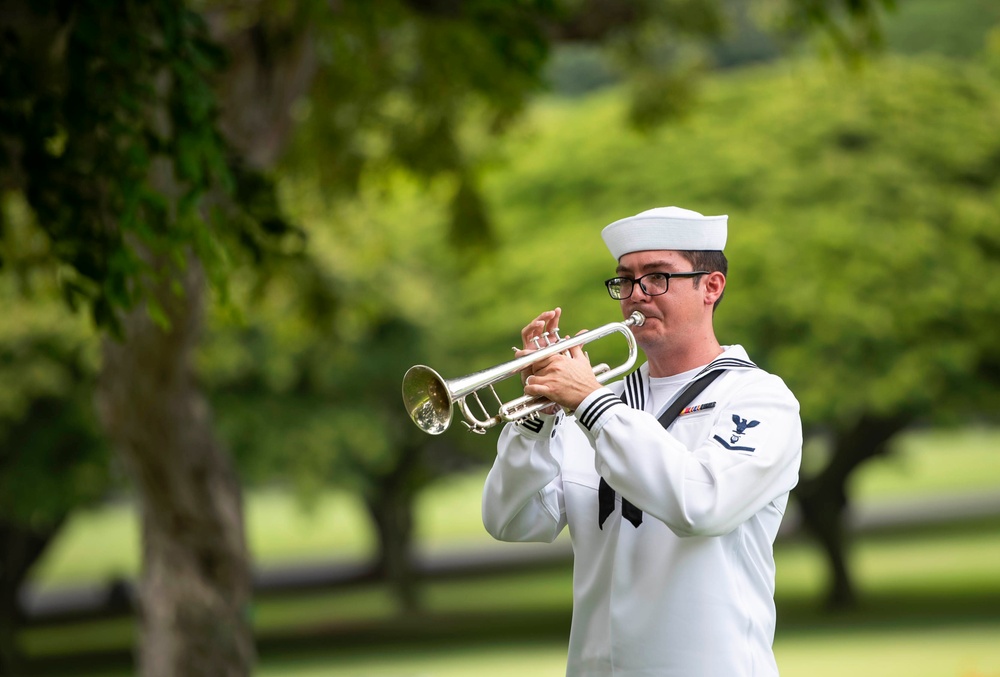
[629,308,659,322]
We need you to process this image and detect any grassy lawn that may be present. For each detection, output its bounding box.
[846,426,1000,500]
[28,425,1000,590]
[18,426,1000,675]
[255,642,572,677]
[22,520,1000,676]
[249,622,1000,677]
[776,623,1000,677]
[25,627,1000,677]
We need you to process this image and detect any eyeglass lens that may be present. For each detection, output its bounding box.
[609,273,669,299]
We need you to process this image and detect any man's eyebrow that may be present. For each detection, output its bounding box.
[616,260,674,275]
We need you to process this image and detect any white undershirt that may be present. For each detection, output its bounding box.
[648,365,704,416]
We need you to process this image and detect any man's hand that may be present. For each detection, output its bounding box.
[516,309,602,412]
[514,308,563,415]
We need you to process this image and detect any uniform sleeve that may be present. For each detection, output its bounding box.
[481,414,568,543]
[575,374,802,537]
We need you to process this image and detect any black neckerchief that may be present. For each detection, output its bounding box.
[598,369,726,529]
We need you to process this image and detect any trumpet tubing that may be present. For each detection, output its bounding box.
[402,311,645,435]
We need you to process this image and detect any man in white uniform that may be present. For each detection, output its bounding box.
[481,207,802,677]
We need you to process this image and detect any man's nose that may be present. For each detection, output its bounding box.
[631,282,653,301]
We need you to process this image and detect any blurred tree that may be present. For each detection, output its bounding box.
[1,1,296,674]
[880,0,1000,59]
[0,0,893,672]
[200,183,478,611]
[203,0,895,614]
[715,56,1000,607]
[0,197,109,675]
[449,51,1000,610]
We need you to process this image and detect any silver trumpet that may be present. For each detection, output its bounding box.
[402,311,645,435]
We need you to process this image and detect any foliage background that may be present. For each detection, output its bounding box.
[3,0,1000,673]
[200,49,1000,493]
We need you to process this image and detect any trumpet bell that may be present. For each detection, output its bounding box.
[402,365,453,435]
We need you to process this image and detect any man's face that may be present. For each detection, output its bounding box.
[615,250,711,353]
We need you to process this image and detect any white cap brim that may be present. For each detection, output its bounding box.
[601,206,727,259]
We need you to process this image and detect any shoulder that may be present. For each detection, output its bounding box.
[711,347,799,408]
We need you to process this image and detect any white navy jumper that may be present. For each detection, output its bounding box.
[482,345,802,677]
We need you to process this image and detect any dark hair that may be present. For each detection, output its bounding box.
[680,250,728,311]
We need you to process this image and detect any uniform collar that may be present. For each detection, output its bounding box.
[637,345,756,381]
[694,344,758,377]
[622,346,755,412]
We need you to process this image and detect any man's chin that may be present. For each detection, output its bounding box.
[632,321,670,350]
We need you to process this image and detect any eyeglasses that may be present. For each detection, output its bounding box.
[604,271,709,300]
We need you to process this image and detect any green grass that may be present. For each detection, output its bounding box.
[25,501,1000,676]
[776,623,1000,677]
[29,426,1000,590]
[28,625,1000,677]
[248,623,1000,677]
[255,643,572,677]
[850,426,1000,499]
[28,490,377,589]
[21,426,1000,675]
[21,517,1000,655]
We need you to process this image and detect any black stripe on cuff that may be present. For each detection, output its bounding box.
[517,416,545,433]
[578,392,623,430]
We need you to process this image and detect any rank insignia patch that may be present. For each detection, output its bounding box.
[713,414,760,452]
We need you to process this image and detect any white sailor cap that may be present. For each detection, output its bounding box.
[601,206,728,259]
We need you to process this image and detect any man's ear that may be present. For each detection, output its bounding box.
[704,272,726,306]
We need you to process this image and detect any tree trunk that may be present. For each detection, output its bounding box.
[96,259,254,677]
[793,476,855,608]
[793,413,911,609]
[365,488,421,614]
[88,9,320,674]
[0,521,60,676]
[363,440,428,614]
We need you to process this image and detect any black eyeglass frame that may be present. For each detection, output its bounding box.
[604,271,710,300]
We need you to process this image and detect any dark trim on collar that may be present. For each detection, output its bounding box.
[622,369,645,410]
[695,356,757,378]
